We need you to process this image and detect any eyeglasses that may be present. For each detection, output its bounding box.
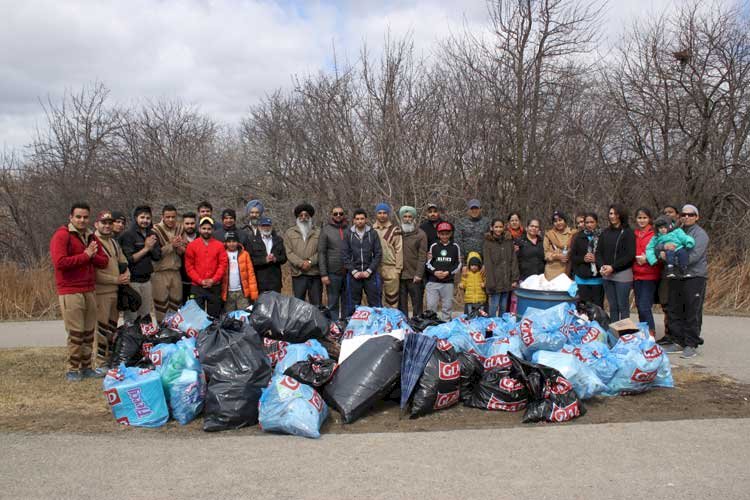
[332,212,344,216]
[680,213,697,217]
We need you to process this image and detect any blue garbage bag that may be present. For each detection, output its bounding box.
[567,320,609,346]
[381,308,415,335]
[149,343,178,375]
[226,310,251,323]
[483,333,524,371]
[560,342,619,384]
[103,363,169,427]
[274,339,329,375]
[605,330,674,395]
[517,304,573,355]
[425,319,488,363]
[161,337,205,424]
[531,350,607,399]
[169,299,212,336]
[343,307,389,338]
[259,375,328,438]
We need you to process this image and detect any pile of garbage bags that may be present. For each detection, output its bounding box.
[102,292,673,436]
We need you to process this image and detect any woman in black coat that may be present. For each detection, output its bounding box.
[595,204,636,321]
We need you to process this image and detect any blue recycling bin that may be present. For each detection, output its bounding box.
[514,288,577,317]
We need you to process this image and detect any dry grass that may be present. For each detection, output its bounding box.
[1,252,748,321]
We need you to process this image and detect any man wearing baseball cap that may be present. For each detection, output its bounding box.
[111,211,127,242]
[248,217,287,293]
[425,221,462,320]
[93,211,130,370]
[662,204,710,359]
[455,198,490,260]
[184,217,228,317]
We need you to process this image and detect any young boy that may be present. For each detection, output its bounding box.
[222,232,259,312]
[460,251,486,314]
[426,222,462,320]
[646,215,696,278]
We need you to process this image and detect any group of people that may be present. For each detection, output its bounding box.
[50,197,709,381]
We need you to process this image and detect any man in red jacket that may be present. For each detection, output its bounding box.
[185,217,228,317]
[50,202,109,381]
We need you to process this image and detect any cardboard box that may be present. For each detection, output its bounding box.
[607,318,640,339]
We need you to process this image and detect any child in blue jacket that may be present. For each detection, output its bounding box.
[646,215,695,278]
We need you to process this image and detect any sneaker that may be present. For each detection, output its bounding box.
[65,371,83,382]
[81,367,107,379]
[661,343,683,354]
[666,272,677,279]
[657,336,674,345]
[681,346,698,359]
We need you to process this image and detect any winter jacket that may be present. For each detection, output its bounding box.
[596,225,636,273]
[420,218,443,248]
[516,234,545,280]
[682,223,709,277]
[151,221,183,272]
[120,224,162,282]
[342,225,382,274]
[221,247,259,301]
[372,220,403,271]
[401,227,428,280]
[248,231,287,292]
[318,220,348,277]
[460,252,486,303]
[94,231,128,295]
[483,232,519,293]
[645,228,696,265]
[50,224,109,295]
[215,224,251,250]
[284,224,321,277]
[426,241,462,283]
[570,230,600,280]
[185,237,228,286]
[455,216,491,258]
[634,225,663,280]
[543,226,573,280]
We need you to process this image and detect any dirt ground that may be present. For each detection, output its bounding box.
[1,347,749,435]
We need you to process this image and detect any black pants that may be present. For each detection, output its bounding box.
[667,277,706,348]
[398,279,423,318]
[345,273,381,318]
[292,275,322,306]
[182,282,193,305]
[577,284,604,309]
[190,284,222,318]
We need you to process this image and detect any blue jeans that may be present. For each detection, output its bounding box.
[634,279,658,331]
[325,274,346,320]
[603,280,632,322]
[487,292,509,317]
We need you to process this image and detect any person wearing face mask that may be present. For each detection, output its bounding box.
[319,206,348,320]
[570,212,604,308]
[596,204,636,322]
[285,203,322,305]
[398,206,428,318]
[543,210,573,280]
[243,199,264,237]
[516,218,545,281]
[249,217,287,293]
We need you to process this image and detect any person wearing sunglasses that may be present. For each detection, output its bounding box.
[318,206,349,320]
[661,204,710,359]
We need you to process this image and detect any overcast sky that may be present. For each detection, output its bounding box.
[0,0,700,151]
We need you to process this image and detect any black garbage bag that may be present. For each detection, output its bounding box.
[198,317,272,432]
[151,326,183,344]
[458,352,484,403]
[250,291,330,343]
[508,353,586,423]
[322,335,402,424]
[576,301,610,331]
[464,367,528,412]
[117,284,142,312]
[408,311,445,332]
[109,319,150,367]
[284,358,337,387]
[410,340,461,417]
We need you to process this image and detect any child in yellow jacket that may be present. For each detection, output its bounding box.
[460,251,486,314]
